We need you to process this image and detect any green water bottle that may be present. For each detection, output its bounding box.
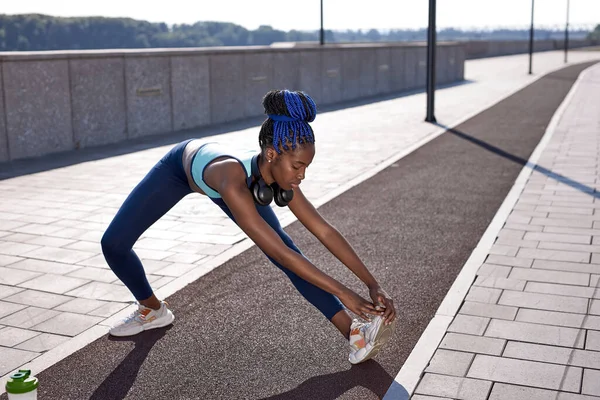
[5,370,38,400]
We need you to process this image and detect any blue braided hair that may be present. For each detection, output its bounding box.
[258,90,317,154]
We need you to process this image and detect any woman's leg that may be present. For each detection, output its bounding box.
[212,198,352,338]
[101,141,193,307]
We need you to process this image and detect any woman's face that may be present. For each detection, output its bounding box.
[269,143,315,191]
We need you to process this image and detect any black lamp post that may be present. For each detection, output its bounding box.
[528,0,535,74]
[320,0,325,45]
[425,0,437,122]
[564,0,570,63]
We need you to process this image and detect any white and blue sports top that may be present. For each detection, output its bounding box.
[190,142,256,199]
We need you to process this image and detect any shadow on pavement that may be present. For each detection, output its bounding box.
[438,124,600,199]
[88,325,172,400]
[258,360,404,400]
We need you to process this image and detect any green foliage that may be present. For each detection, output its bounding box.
[588,24,600,40]
[0,14,596,51]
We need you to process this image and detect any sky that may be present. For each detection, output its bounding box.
[1,0,598,31]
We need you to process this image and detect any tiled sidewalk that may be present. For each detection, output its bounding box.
[0,50,599,385]
[412,63,600,399]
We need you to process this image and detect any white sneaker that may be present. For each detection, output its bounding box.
[348,316,395,364]
[109,301,174,337]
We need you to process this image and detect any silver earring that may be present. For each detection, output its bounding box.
[268,160,271,163]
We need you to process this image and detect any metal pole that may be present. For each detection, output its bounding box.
[426,0,437,122]
[564,0,570,63]
[529,0,535,74]
[320,0,325,45]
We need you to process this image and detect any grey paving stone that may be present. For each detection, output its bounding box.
[161,253,207,264]
[474,275,526,291]
[414,373,491,400]
[525,282,598,298]
[476,264,512,278]
[539,241,600,254]
[31,312,104,336]
[0,326,40,347]
[26,236,77,248]
[503,341,600,369]
[66,267,116,283]
[485,319,585,348]
[425,349,475,377]
[440,332,505,356]
[0,306,61,328]
[21,246,96,264]
[2,289,73,309]
[485,255,533,268]
[516,308,600,330]
[17,274,90,294]
[50,227,89,239]
[153,262,199,277]
[12,223,63,235]
[534,206,594,216]
[448,315,490,336]
[0,284,25,300]
[411,396,454,400]
[497,229,526,240]
[467,354,581,392]
[495,237,539,248]
[489,383,600,400]
[53,298,108,314]
[525,232,591,245]
[0,254,22,267]
[509,267,590,286]
[517,248,590,263]
[499,290,589,314]
[504,223,543,232]
[0,301,27,319]
[0,346,40,376]
[7,258,82,275]
[586,329,600,351]
[582,369,600,396]
[465,287,502,304]
[75,254,110,269]
[87,301,128,318]
[134,238,182,251]
[489,244,519,257]
[65,281,133,302]
[459,301,517,320]
[590,300,600,316]
[14,332,70,353]
[3,233,38,243]
[530,217,593,229]
[63,240,101,253]
[532,259,600,274]
[0,266,42,286]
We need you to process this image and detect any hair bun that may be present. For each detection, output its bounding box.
[262,90,317,123]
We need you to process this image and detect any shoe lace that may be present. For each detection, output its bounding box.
[122,305,149,323]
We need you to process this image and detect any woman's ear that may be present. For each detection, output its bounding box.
[267,147,278,163]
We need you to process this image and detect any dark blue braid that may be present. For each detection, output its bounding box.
[264,90,316,154]
[259,90,317,153]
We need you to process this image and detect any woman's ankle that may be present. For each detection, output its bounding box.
[139,294,162,310]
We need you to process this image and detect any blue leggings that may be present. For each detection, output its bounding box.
[101,140,345,320]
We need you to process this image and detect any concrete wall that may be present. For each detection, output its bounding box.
[0,42,464,162]
[464,38,598,59]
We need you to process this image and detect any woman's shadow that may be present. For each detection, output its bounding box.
[88,325,172,400]
[259,360,409,400]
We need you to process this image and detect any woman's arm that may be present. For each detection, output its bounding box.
[288,187,396,322]
[205,159,382,320]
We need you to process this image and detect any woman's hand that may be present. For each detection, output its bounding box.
[369,285,396,325]
[339,290,384,321]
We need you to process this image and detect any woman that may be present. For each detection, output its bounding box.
[101,90,396,364]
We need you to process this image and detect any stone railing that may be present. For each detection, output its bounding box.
[0,42,464,162]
